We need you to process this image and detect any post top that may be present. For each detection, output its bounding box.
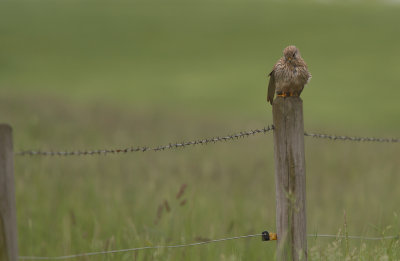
[0,124,12,132]
[0,123,12,133]
[273,96,303,106]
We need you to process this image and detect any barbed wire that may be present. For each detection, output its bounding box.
[304,132,400,143]
[19,233,262,260]
[16,126,399,157]
[19,233,399,260]
[16,126,274,156]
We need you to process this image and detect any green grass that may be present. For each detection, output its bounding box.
[1,0,400,260]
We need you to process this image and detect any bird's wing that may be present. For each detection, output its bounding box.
[267,70,276,105]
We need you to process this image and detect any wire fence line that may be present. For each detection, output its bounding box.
[16,126,274,156]
[19,234,262,260]
[19,233,399,260]
[304,132,400,143]
[307,234,399,241]
[16,125,399,157]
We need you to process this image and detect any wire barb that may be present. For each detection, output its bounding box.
[16,126,274,156]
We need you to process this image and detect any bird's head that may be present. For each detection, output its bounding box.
[283,45,300,62]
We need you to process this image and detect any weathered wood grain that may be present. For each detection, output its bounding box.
[272,97,307,261]
[0,124,18,261]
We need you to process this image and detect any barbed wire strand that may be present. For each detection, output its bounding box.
[18,233,399,260]
[304,132,399,143]
[18,234,262,260]
[16,126,274,156]
[16,126,399,157]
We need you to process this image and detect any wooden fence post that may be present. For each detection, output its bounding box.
[0,124,18,261]
[272,97,307,261]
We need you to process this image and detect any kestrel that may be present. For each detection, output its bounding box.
[267,45,311,105]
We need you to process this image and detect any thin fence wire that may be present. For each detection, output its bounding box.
[307,234,399,240]
[19,234,262,260]
[304,132,400,143]
[15,125,399,157]
[19,233,399,260]
[16,126,274,156]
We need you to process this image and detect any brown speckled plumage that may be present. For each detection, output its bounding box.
[267,45,311,105]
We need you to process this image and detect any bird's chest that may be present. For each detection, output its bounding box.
[275,65,300,84]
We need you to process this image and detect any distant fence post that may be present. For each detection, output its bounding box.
[0,124,18,261]
[272,97,307,261]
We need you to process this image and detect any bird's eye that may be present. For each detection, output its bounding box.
[293,53,296,57]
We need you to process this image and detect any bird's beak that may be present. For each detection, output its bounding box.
[287,57,292,61]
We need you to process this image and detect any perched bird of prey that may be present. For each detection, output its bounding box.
[267,45,311,105]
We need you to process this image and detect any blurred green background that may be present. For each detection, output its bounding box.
[1,0,399,260]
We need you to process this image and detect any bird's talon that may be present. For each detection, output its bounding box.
[277,92,289,98]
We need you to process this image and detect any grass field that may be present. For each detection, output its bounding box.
[1,0,400,260]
